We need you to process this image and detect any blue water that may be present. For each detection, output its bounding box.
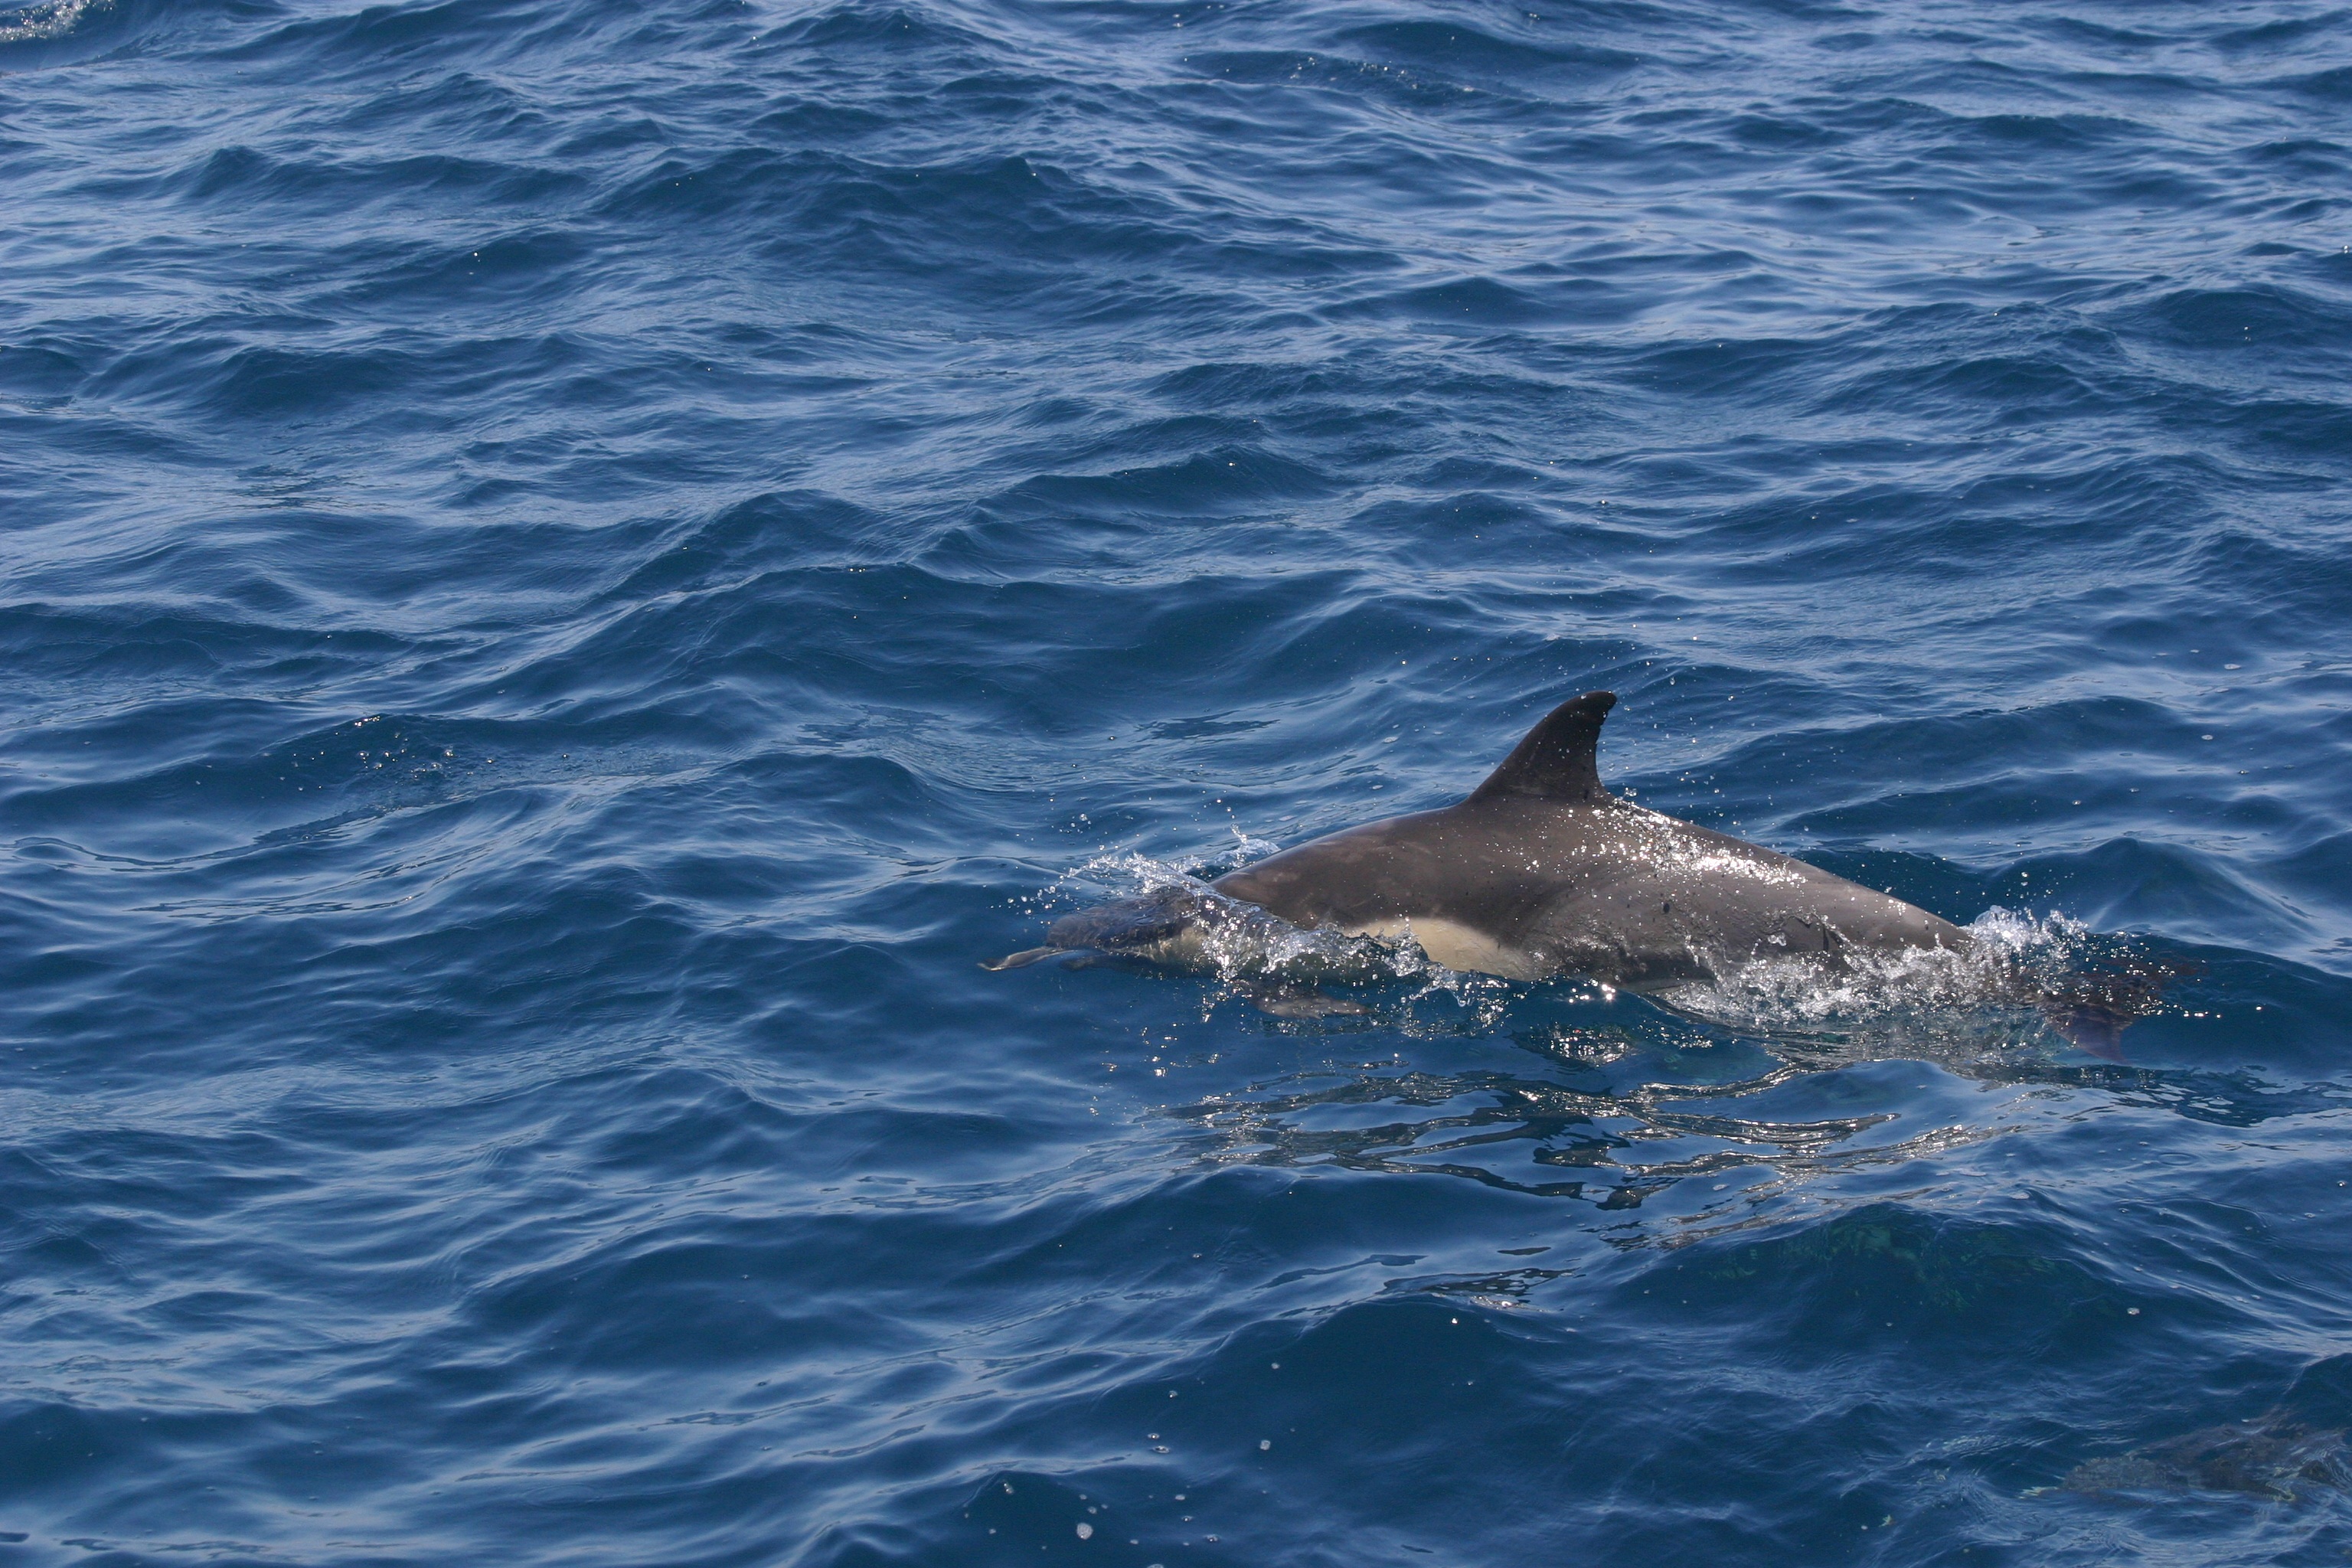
[5,0,2352,1561]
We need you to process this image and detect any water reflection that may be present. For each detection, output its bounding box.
[1178,1057,1975,1209]
[1167,970,2297,1223]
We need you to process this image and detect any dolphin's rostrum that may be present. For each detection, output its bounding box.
[992,692,2142,1040]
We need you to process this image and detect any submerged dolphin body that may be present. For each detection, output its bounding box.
[993,692,2147,1047]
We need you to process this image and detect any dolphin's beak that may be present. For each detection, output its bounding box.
[981,946,1066,972]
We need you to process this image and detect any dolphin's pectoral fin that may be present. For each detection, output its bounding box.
[1234,982,1372,1019]
[982,946,1067,972]
[2026,952,2200,1060]
[1468,689,1617,805]
[2047,1004,2129,1063]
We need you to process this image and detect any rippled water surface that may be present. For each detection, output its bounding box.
[5,0,2352,1562]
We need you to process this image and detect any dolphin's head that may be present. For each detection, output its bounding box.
[983,887,1209,972]
[1046,885,1214,962]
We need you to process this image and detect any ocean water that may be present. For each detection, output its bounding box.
[4,0,2351,1562]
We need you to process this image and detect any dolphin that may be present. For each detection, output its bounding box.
[991,692,2158,1047]
[994,691,1967,984]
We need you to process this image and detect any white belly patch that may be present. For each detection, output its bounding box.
[1351,916,1550,982]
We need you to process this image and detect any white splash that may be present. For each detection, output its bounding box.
[1648,906,2098,1040]
[0,0,108,43]
[1225,825,1282,864]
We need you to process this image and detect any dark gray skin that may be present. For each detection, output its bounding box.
[994,691,1971,993]
[1209,783,1968,991]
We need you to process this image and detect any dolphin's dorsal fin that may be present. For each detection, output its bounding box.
[1468,691,1616,804]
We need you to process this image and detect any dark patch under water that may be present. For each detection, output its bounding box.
[2063,1357,2352,1502]
[3,0,2351,1563]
